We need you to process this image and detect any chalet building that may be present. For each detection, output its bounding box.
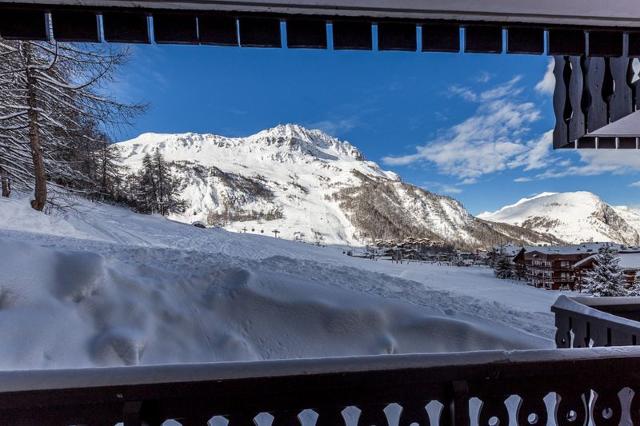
[372,238,457,262]
[573,251,640,290]
[513,243,620,290]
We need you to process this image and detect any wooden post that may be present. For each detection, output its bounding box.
[122,401,143,426]
[450,380,470,426]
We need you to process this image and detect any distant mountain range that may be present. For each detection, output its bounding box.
[116,124,562,248]
[479,191,640,246]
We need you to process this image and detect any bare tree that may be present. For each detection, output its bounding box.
[0,165,10,197]
[0,39,145,210]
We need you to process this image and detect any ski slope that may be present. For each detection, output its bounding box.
[0,195,562,370]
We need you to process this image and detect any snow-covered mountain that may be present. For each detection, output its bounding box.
[479,191,640,245]
[116,124,558,248]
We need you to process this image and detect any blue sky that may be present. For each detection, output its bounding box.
[113,40,640,215]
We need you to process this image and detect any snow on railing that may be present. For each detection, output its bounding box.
[3,346,640,425]
[552,295,640,348]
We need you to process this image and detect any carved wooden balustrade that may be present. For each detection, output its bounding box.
[553,53,640,149]
[3,344,640,426]
[552,295,640,348]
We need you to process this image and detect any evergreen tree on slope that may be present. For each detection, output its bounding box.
[584,247,627,297]
[133,152,184,216]
[494,256,512,279]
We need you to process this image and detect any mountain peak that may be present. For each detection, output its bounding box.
[253,123,317,140]
[248,123,365,161]
[480,191,639,245]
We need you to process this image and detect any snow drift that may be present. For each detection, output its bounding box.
[0,195,553,370]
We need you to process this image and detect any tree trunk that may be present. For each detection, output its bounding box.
[0,168,10,198]
[24,43,47,211]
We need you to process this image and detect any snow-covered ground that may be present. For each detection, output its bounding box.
[0,194,564,370]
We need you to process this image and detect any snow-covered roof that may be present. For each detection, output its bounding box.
[574,251,640,270]
[589,111,640,138]
[525,243,623,256]
[499,243,524,257]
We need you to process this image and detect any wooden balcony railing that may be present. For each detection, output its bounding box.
[552,295,640,348]
[3,346,640,425]
[3,296,640,425]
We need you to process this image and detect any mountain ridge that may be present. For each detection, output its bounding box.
[479,191,640,245]
[116,124,561,248]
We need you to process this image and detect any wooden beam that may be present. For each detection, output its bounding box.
[506,27,544,54]
[0,7,47,40]
[464,25,502,53]
[422,23,459,52]
[286,18,327,49]
[332,20,372,50]
[51,10,99,42]
[153,11,197,44]
[198,13,237,46]
[239,16,281,47]
[377,22,417,51]
[103,11,150,43]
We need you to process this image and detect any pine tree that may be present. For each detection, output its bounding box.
[513,261,527,281]
[134,153,159,214]
[494,256,513,279]
[153,152,184,216]
[583,247,627,297]
[488,245,506,268]
[95,141,127,202]
[132,152,184,216]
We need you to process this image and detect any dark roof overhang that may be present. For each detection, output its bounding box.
[3,0,640,48]
[3,1,640,149]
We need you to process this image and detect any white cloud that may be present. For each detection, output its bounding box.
[630,181,640,188]
[478,76,523,101]
[308,118,358,136]
[447,85,478,102]
[511,130,554,171]
[535,58,555,95]
[385,64,640,185]
[475,71,493,84]
[447,76,522,103]
[422,181,463,194]
[536,150,640,179]
[383,78,546,180]
[440,185,463,194]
